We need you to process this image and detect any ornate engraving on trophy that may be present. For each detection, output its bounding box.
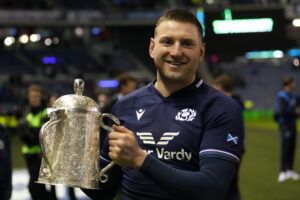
[37,79,120,189]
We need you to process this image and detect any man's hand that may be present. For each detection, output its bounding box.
[108,125,148,170]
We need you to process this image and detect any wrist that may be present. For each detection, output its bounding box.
[133,149,148,170]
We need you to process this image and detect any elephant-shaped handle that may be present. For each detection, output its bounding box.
[39,109,64,178]
[98,113,120,183]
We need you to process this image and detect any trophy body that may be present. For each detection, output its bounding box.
[37,79,119,189]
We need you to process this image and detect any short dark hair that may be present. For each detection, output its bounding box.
[27,84,42,94]
[214,74,234,92]
[155,9,203,39]
[117,73,138,87]
[282,76,295,87]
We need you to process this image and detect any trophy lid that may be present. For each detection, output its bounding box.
[52,79,100,112]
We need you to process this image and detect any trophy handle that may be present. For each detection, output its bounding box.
[99,162,115,183]
[39,109,64,177]
[99,113,120,132]
[99,113,120,183]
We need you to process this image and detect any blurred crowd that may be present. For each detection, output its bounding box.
[0,0,291,10]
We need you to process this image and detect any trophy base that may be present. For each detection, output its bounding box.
[36,178,100,189]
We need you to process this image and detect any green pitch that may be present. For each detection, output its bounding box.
[240,120,300,200]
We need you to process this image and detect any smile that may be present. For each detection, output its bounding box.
[166,60,186,67]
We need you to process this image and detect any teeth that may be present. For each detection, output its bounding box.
[167,61,183,65]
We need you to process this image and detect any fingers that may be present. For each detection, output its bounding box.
[109,125,133,139]
[108,136,128,165]
[108,125,129,145]
[107,125,145,169]
[112,124,131,133]
[108,125,134,157]
[109,145,121,155]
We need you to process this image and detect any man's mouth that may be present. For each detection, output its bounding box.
[166,60,186,67]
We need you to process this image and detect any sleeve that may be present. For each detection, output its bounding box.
[199,96,244,164]
[140,155,237,200]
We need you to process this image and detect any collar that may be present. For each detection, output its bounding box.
[148,77,204,99]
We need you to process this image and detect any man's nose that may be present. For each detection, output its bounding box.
[170,43,183,57]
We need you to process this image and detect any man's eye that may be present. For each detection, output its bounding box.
[182,41,194,47]
[161,39,173,45]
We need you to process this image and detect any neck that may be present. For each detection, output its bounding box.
[155,76,195,97]
[224,91,233,97]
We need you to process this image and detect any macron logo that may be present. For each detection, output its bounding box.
[137,132,179,145]
[136,109,145,121]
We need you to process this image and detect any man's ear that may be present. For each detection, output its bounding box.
[149,38,155,59]
[199,42,206,62]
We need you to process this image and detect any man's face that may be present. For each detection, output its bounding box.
[149,20,205,85]
[122,80,138,96]
[28,90,42,107]
[290,81,296,91]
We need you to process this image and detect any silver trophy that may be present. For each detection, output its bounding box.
[37,79,119,189]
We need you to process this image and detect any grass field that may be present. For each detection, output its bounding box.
[240,120,300,200]
[10,119,300,200]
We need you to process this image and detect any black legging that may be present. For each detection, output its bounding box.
[24,154,51,200]
[279,124,297,172]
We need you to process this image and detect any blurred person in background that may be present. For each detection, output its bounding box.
[97,92,110,111]
[48,94,58,108]
[213,74,245,200]
[83,9,244,200]
[275,76,300,182]
[213,74,244,109]
[100,73,139,147]
[18,84,52,200]
[101,73,139,114]
[0,124,12,200]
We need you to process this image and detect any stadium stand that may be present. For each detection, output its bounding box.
[0,0,300,116]
[216,60,300,109]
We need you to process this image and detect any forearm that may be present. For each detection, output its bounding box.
[140,155,237,200]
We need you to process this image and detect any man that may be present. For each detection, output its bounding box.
[84,9,244,200]
[19,84,52,200]
[275,76,300,182]
[0,125,12,200]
